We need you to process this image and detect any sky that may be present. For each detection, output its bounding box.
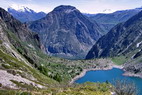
[0,0,142,14]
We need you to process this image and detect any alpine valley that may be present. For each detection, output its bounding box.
[0,4,142,95]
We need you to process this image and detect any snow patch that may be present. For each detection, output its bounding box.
[136,41,142,47]
[65,9,77,13]
[8,4,32,12]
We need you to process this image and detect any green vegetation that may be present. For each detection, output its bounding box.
[10,80,36,90]
[111,56,128,65]
[0,90,31,95]
[52,82,111,95]
[0,40,2,44]
[0,82,111,95]
[0,83,2,87]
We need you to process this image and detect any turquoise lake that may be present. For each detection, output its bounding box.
[75,68,142,95]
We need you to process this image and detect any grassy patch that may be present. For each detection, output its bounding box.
[111,56,127,65]
[1,64,11,69]
[40,82,111,95]
[0,83,2,87]
[0,40,2,44]
[0,82,111,95]
[0,90,31,95]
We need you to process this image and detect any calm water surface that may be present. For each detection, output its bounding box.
[75,68,142,95]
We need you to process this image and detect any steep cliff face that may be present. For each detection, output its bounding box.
[28,5,103,59]
[86,11,142,59]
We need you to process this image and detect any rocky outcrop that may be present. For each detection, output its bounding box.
[28,5,103,59]
[123,63,142,78]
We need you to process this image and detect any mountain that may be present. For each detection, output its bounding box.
[28,5,103,59]
[86,10,142,59]
[86,8,142,34]
[7,6,46,22]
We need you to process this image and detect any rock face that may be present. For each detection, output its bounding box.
[86,8,142,34]
[28,5,103,59]
[8,7,46,22]
[86,10,142,59]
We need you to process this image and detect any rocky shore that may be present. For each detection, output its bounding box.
[123,63,142,79]
[123,72,142,78]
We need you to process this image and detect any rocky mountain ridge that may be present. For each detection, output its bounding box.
[86,8,142,34]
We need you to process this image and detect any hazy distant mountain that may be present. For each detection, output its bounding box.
[28,5,103,59]
[85,8,142,34]
[86,10,142,59]
[7,6,46,22]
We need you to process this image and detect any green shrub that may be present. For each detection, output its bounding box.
[0,40,2,44]
[53,73,62,82]
[38,65,48,76]
[2,64,11,69]
[20,92,32,95]
[0,83,2,87]
[0,90,17,95]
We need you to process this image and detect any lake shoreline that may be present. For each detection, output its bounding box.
[69,64,123,84]
[69,63,142,84]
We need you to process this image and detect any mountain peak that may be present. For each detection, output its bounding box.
[7,6,46,22]
[53,5,77,13]
[8,5,33,13]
